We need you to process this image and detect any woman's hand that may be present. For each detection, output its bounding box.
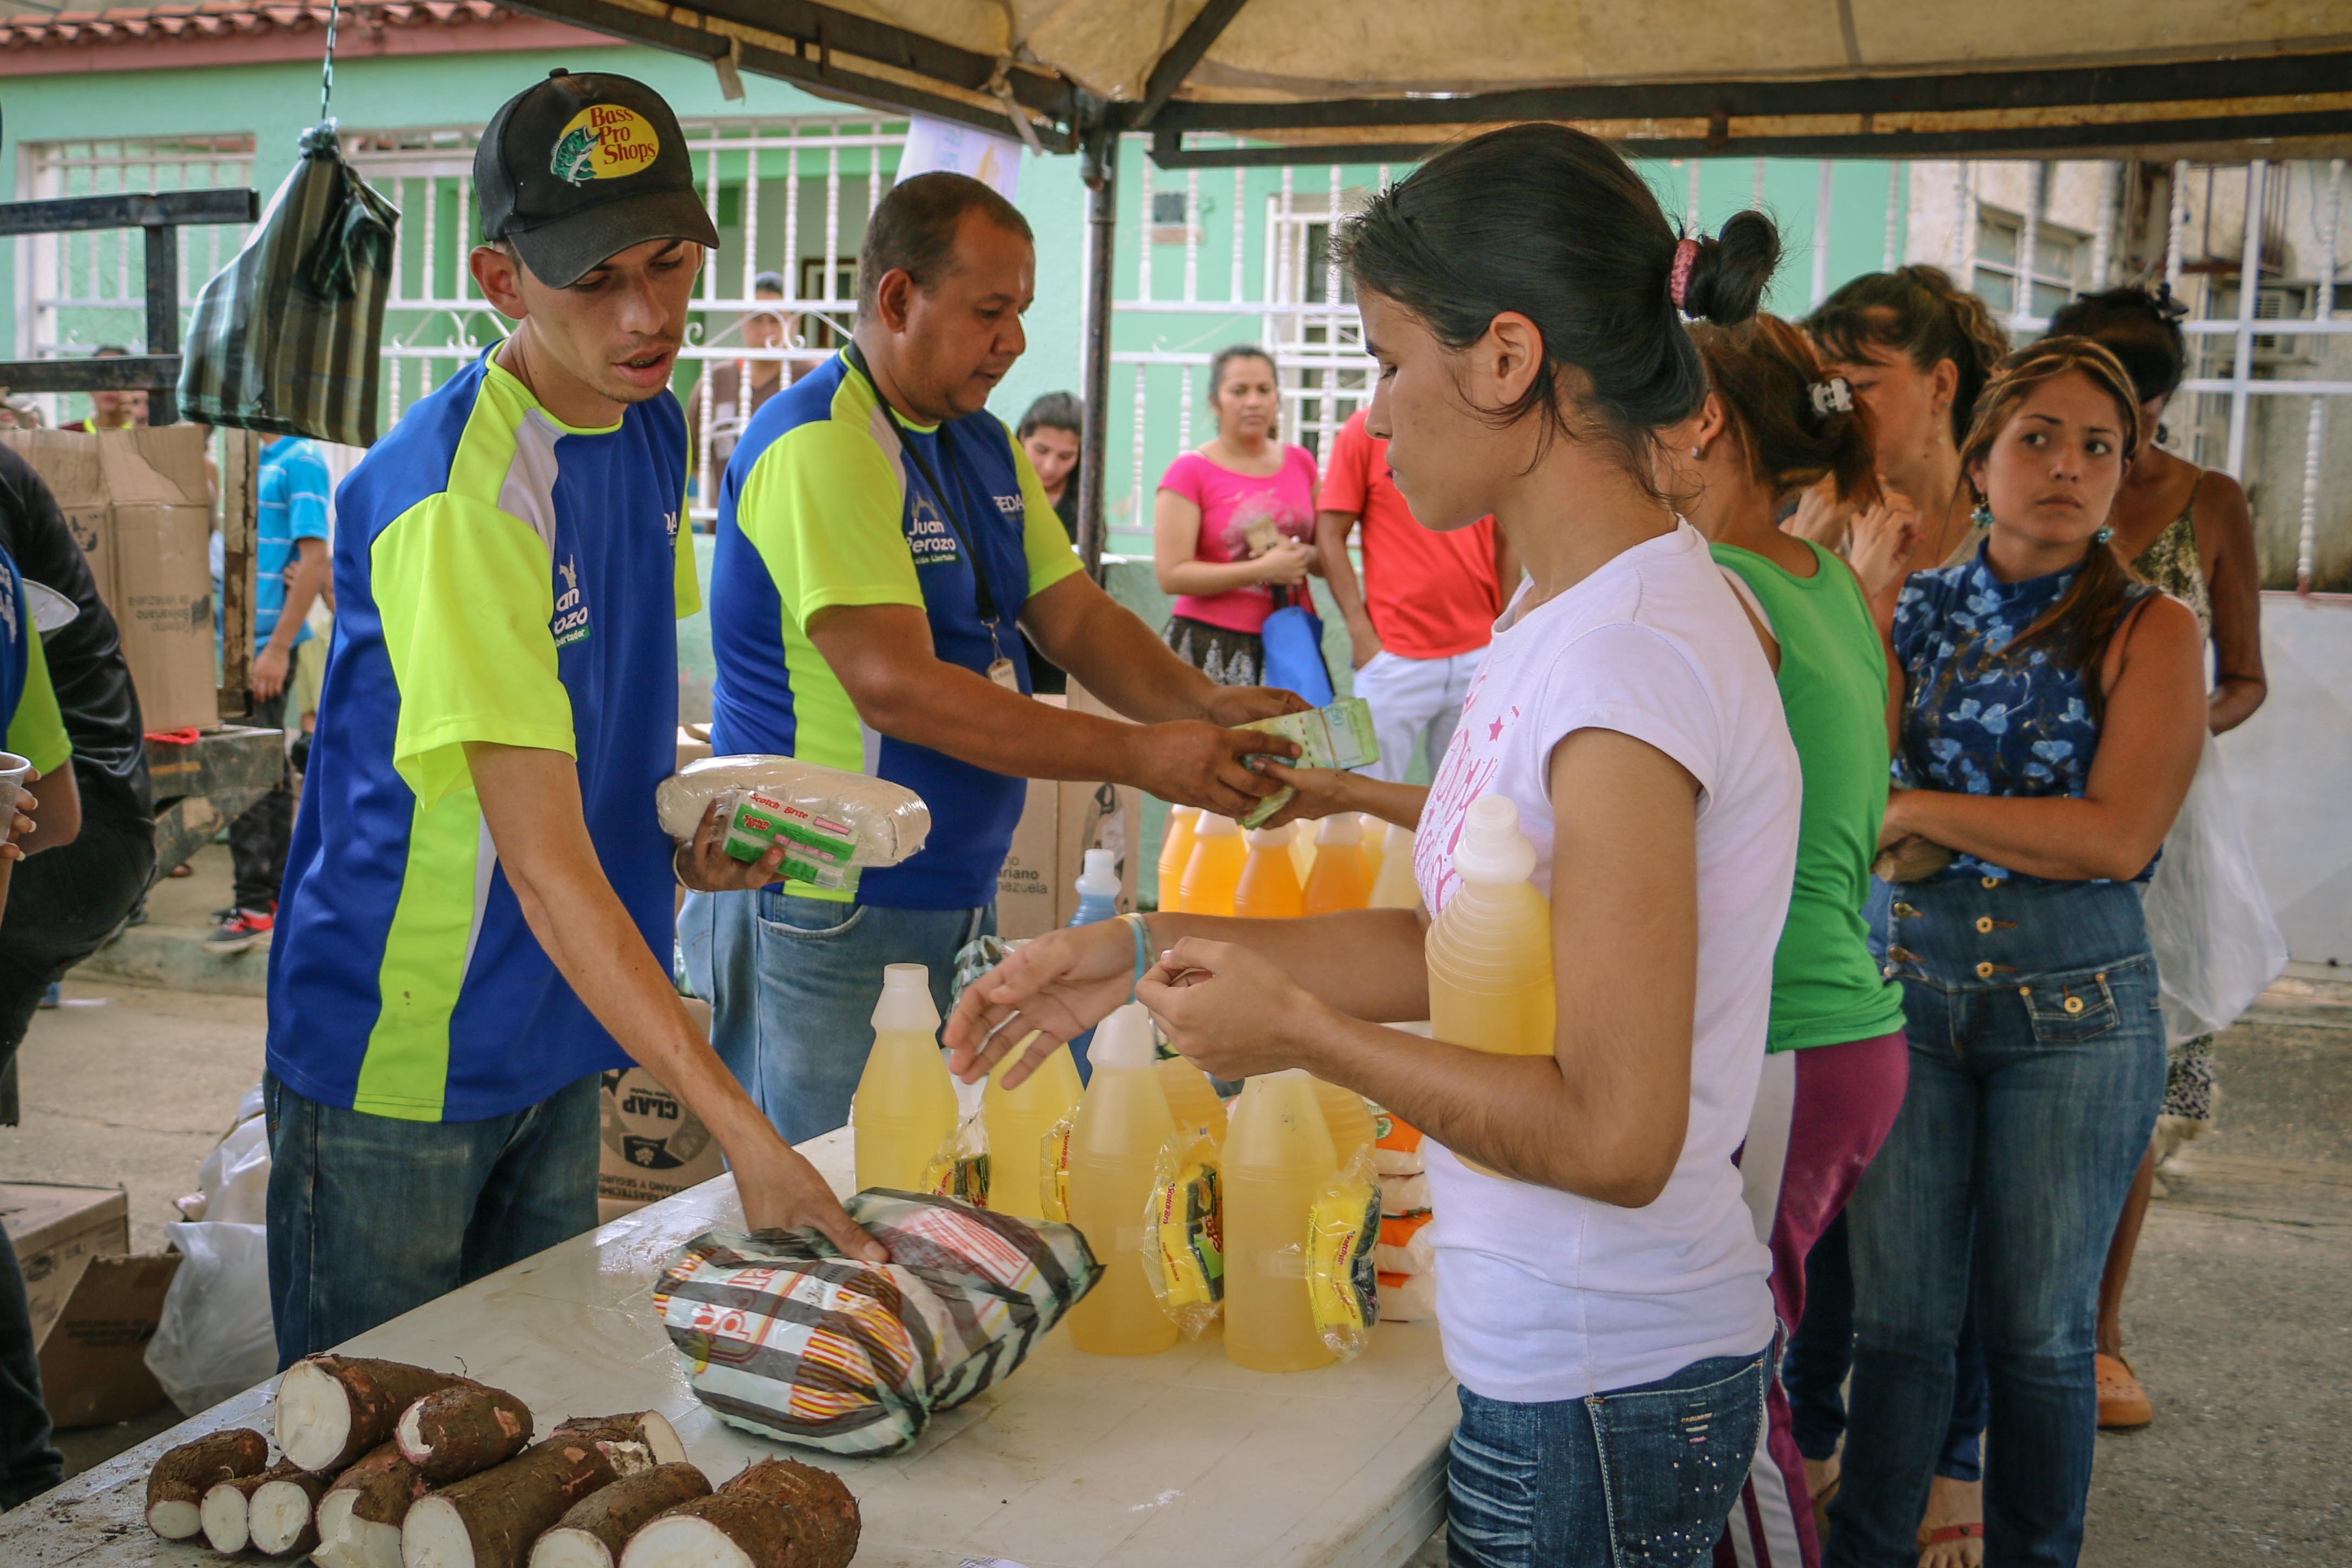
[1785,478,1852,548]
[945,920,1137,1087]
[1252,539,1314,587]
[673,800,790,892]
[1846,487,1923,599]
[1136,937,1327,1081]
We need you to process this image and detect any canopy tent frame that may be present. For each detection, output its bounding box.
[490,0,2352,569]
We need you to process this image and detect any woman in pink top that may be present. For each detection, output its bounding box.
[1153,345,1321,685]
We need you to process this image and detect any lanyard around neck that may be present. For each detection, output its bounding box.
[842,344,1006,640]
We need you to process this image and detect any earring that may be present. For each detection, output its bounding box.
[2095,524,2116,543]
[1690,446,1702,458]
[1972,500,1993,528]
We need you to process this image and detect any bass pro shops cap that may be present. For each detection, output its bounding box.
[476,68,720,288]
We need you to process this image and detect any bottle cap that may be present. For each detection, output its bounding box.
[869,961,941,1035]
[1090,1003,1157,1071]
[1076,847,1120,897]
[1453,795,1537,885]
[1195,812,1239,839]
[1243,825,1293,848]
[1314,813,1361,847]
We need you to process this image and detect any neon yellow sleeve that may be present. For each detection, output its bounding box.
[675,476,700,620]
[6,630,70,777]
[736,419,923,621]
[1010,433,1085,596]
[372,493,576,809]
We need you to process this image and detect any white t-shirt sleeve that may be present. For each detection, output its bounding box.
[1530,621,1724,802]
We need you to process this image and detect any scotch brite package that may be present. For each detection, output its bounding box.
[1306,1148,1382,1360]
[656,1191,1100,1458]
[1142,1134,1224,1336]
[722,789,857,886]
[1038,1110,1076,1224]
[656,754,931,865]
[1237,697,1382,827]
[923,1112,991,1208]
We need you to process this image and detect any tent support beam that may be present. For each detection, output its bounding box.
[1135,0,1251,127]
[1076,123,1119,577]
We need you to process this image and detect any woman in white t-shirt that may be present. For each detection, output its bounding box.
[945,123,1803,1568]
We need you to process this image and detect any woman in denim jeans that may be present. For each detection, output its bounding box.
[1825,339,2204,1568]
[947,123,1804,1568]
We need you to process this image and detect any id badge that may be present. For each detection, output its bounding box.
[986,657,1022,691]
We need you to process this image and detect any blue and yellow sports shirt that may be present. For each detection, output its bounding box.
[267,350,697,1123]
[0,545,70,778]
[707,351,1082,909]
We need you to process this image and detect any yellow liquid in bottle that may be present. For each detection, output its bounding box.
[1359,815,1386,879]
[1155,1057,1228,1149]
[982,1040,1085,1219]
[1065,1060,1183,1356]
[1156,806,1198,913]
[1222,1071,1339,1372]
[1425,799,1556,1178]
[1178,816,1247,918]
[1301,842,1372,914]
[1368,825,1420,910]
[1288,827,1317,884]
[1234,829,1306,919]
[1309,1077,1376,1164]
[852,1027,960,1194]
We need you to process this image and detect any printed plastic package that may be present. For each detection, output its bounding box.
[1303,1149,1382,1361]
[923,1111,992,1208]
[655,1191,1100,1458]
[1141,1134,1225,1337]
[655,755,933,880]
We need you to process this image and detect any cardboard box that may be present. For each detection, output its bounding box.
[37,1253,180,1428]
[1,1183,129,1342]
[995,686,1142,940]
[598,999,727,1223]
[1,426,217,733]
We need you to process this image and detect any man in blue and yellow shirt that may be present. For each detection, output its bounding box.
[686,172,1303,1142]
[265,70,877,1363]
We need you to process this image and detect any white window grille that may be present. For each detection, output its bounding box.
[1974,206,2083,321]
[13,134,255,426]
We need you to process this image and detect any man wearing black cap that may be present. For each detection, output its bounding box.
[262,69,880,1363]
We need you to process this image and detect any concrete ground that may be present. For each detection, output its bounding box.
[4,849,2348,1558]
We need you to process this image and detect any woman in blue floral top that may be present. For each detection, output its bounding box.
[1824,339,2204,1568]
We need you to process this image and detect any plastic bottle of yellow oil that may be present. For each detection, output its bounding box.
[1368,823,1420,910]
[1308,1077,1377,1163]
[1222,1070,1340,1372]
[1155,1057,1229,1148]
[982,1036,1086,1219]
[1065,1005,1183,1357]
[1359,814,1387,880]
[1301,814,1373,914]
[1178,812,1247,917]
[851,964,960,1194]
[1234,826,1306,919]
[1426,797,1556,1175]
[1156,806,1200,913]
[1288,821,1318,884]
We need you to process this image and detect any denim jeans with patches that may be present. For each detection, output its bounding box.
[1826,877,2165,1568]
[1447,1346,1770,1567]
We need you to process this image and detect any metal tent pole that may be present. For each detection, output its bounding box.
[1077,123,1120,576]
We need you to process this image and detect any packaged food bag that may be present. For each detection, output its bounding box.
[1140,1134,1224,1337]
[656,755,932,877]
[923,1111,992,1208]
[655,1191,1099,1458]
[1304,1149,1382,1361]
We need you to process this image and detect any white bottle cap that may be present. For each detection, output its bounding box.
[1195,812,1239,839]
[1452,795,1537,885]
[869,962,941,1035]
[1243,824,1294,848]
[1386,821,1417,853]
[1170,803,1200,822]
[1076,848,1120,897]
[1091,1002,1157,1071]
[1314,813,1362,847]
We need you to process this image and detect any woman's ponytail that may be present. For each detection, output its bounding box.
[1679,212,1781,328]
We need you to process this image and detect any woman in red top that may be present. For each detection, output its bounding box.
[1154,345,1322,685]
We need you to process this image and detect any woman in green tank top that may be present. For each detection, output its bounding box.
[1677,317,1913,1568]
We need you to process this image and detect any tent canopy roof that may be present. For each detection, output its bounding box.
[492,0,2352,162]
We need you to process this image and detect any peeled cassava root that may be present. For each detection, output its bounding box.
[400,1415,664,1568]
[398,1382,536,1483]
[202,1457,308,1553]
[618,1459,861,1568]
[528,1462,714,1568]
[276,1355,476,1473]
[247,1465,326,1557]
[312,1442,425,1568]
[146,1427,268,1540]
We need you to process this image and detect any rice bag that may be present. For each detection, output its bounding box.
[1372,1108,1426,1176]
[655,755,932,868]
[1305,1148,1382,1360]
[1376,1211,1436,1275]
[655,1191,1099,1458]
[1380,1172,1432,1217]
[1378,1269,1440,1321]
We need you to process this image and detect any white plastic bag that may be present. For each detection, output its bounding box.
[194,1114,271,1226]
[144,1220,276,1415]
[2142,734,2288,1046]
[654,754,931,866]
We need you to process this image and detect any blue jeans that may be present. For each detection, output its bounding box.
[678,889,992,1146]
[1827,879,2165,1568]
[1785,1211,1986,1482]
[1448,1347,1770,1567]
[264,1071,601,1367]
